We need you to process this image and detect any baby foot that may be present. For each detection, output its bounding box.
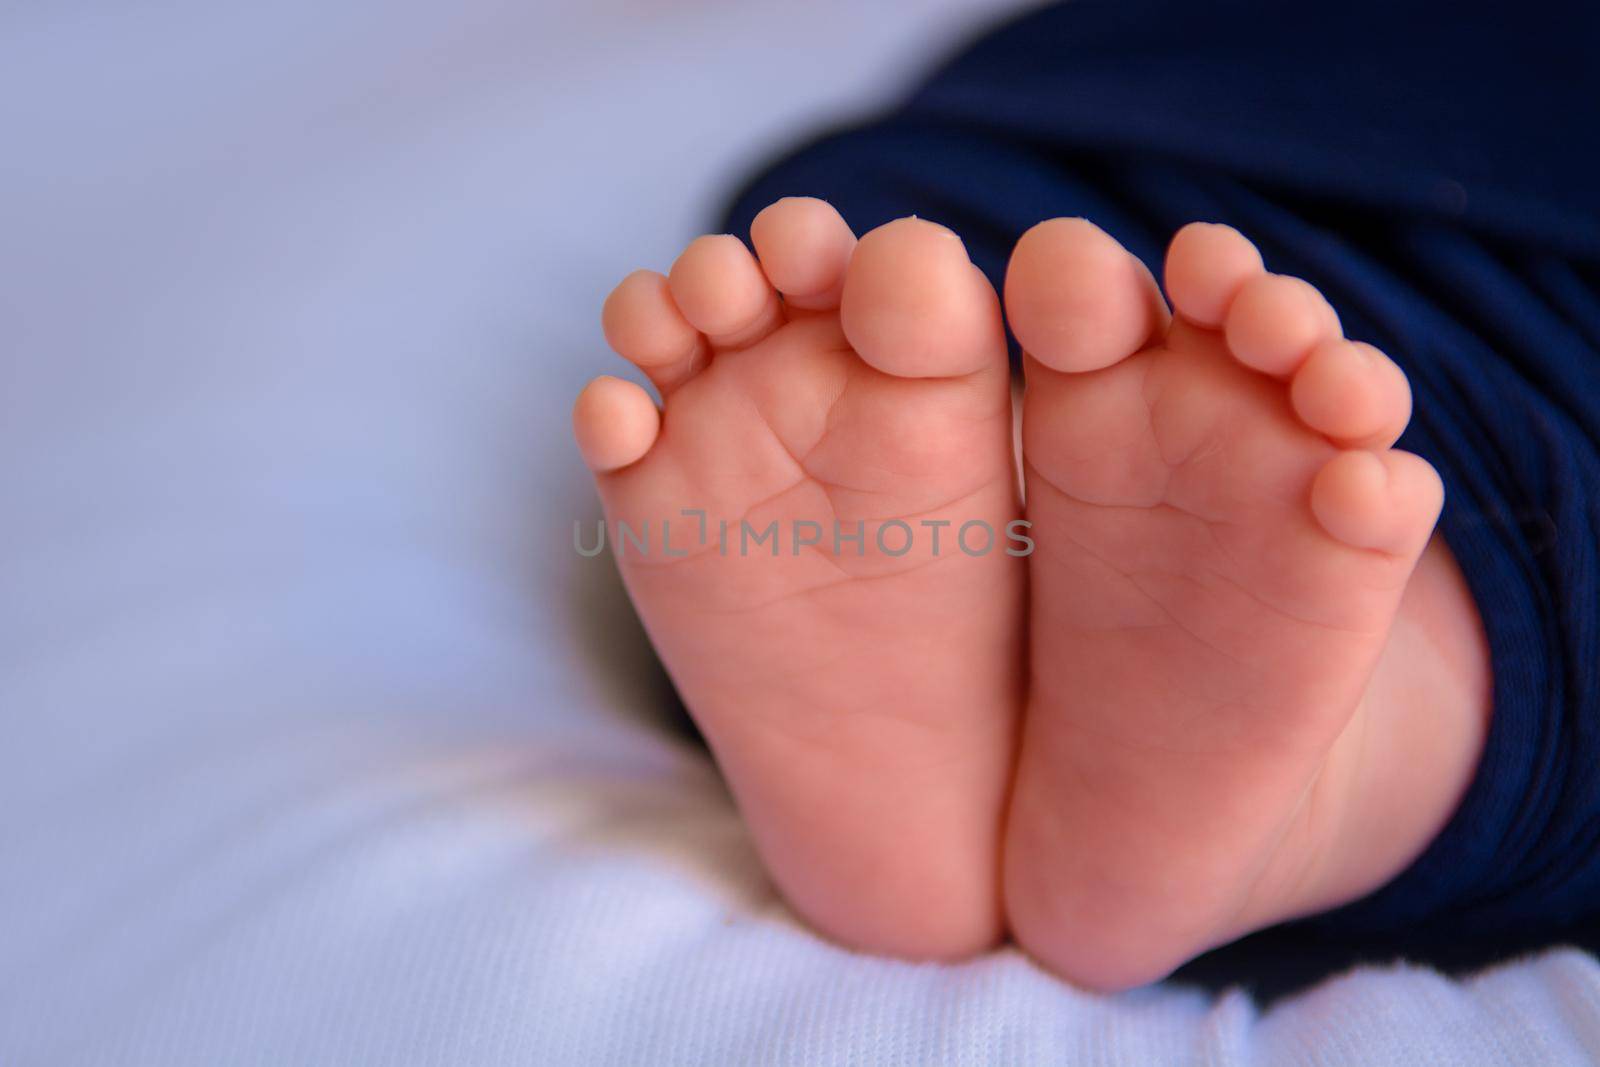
[573,199,1023,958]
[1003,219,1448,989]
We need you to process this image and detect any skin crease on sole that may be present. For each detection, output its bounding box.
[576,203,1493,991]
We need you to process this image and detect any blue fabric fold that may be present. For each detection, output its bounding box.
[719,0,1600,991]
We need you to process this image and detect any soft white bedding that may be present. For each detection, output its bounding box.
[3,1,1598,1063]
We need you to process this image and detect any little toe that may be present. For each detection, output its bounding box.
[1291,339,1413,448]
[667,234,782,348]
[1311,449,1443,556]
[750,197,856,311]
[1164,222,1264,328]
[572,374,661,473]
[601,269,706,393]
[1004,217,1169,373]
[839,216,1006,379]
[1224,272,1342,377]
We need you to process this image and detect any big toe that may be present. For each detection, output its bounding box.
[1004,217,1168,374]
[839,217,1006,379]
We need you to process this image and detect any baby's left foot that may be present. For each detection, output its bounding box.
[574,200,1023,959]
[1003,219,1485,990]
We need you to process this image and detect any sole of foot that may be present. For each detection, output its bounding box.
[574,199,1024,958]
[1002,218,1477,990]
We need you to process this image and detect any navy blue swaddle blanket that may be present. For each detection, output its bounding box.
[720,0,1600,995]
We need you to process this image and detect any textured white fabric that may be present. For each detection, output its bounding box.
[3,2,1598,1063]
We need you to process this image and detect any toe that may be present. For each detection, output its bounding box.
[750,197,856,311]
[1004,217,1168,374]
[601,269,705,392]
[1311,449,1443,556]
[572,374,661,473]
[1290,339,1413,448]
[839,216,1006,378]
[1223,272,1342,377]
[1164,222,1264,328]
[667,234,782,348]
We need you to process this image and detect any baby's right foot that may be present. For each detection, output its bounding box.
[574,199,1023,958]
[1003,219,1488,990]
